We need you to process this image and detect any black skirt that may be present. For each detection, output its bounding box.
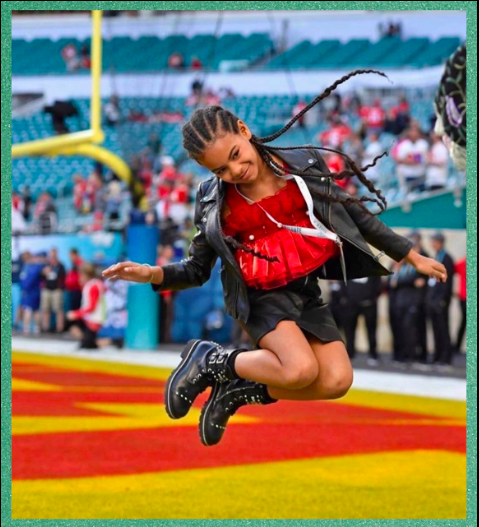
[239,267,344,348]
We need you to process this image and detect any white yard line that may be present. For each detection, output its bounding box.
[12,337,466,401]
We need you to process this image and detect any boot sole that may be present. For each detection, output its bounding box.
[199,381,221,447]
[164,339,201,420]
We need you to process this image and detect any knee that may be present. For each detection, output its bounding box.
[321,367,354,399]
[281,360,319,390]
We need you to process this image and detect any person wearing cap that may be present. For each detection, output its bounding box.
[426,232,455,367]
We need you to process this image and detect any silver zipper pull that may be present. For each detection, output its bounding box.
[337,240,347,285]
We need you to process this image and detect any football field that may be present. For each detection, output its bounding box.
[11,345,466,519]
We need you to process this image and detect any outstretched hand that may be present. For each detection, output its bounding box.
[405,250,448,283]
[102,262,155,284]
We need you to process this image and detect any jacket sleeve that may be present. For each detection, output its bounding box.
[151,183,218,292]
[331,182,413,262]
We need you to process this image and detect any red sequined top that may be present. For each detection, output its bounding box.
[222,175,339,290]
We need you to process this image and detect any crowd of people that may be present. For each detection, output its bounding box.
[12,247,111,350]
[288,92,456,197]
[328,230,466,370]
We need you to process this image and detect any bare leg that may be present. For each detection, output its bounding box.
[234,321,353,400]
[267,337,353,401]
[234,320,320,390]
[42,309,51,332]
[56,311,65,333]
[23,308,32,335]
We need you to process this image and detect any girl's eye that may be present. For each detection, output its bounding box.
[233,150,239,159]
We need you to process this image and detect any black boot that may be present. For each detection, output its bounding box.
[164,339,247,420]
[199,378,278,446]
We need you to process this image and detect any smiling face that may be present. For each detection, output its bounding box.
[196,120,263,184]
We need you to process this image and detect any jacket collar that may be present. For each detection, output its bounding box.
[200,146,328,203]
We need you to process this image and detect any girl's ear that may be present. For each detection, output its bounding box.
[237,119,252,140]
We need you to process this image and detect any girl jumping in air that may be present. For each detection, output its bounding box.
[103,70,448,447]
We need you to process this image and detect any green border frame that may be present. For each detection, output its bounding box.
[2,2,477,524]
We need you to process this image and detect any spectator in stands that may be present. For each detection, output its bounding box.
[82,211,104,233]
[73,173,88,213]
[426,232,455,367]
[19,252,44,335]
[61,42,80,71]
[292,99,308,129]
[361,132,383,183]
[359,98,386,134]
[190,55,203,70]
[384,97,411,136]
[34,192,58,234]
[426,131,450,191]
[147,133,163,172]
[395,124,429,195]
[80,43,91,69]
[87,171,106,213]
[104,180,123,222]
[318,116,352,148]
[156,245,175,343]
[19,185,33,221]
[453,256,467,353]
[105,95,121,127]
[67,262,106,349]
[168,51,185,69]
[343,133,364,167]
[41,248,66,333]
[65,248,83,313]
[336,276,383,365]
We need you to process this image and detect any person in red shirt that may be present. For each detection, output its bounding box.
[190,56,203,70]
[103,70,448,447]
[67,263,106,349]
[359,98,386,133]
[454,257,467,352]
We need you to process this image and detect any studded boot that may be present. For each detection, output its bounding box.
[164,339,248,420]
[199,378,278,447]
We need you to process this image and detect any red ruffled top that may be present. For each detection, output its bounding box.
[222,176,339,290]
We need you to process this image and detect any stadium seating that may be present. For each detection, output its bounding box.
[12,35,462,75]
[12,90,452,207]
[267,36,462,69]
[12,33,274,75]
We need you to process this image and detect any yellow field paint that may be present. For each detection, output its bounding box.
[12,402,257,436]
[332,388,466,420]
[12,351,172,382]
[12,450,466,519]
[12,378,62,392]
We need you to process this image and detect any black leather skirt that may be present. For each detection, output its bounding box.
[239,267,344,348]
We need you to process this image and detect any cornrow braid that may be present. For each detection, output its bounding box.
[181,68,392,262]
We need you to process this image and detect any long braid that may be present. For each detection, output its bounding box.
[256,69,390,144]
[181,69,392,261]
[255,142,388,213]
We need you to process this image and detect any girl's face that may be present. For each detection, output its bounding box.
[196,120,261,184]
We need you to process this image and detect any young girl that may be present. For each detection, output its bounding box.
[103,69,448,447]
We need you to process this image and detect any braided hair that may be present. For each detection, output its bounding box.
[182,69,390,263]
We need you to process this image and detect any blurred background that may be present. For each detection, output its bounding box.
[10,9,467,520]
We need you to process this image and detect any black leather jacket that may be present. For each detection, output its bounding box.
[153,147,413,323]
